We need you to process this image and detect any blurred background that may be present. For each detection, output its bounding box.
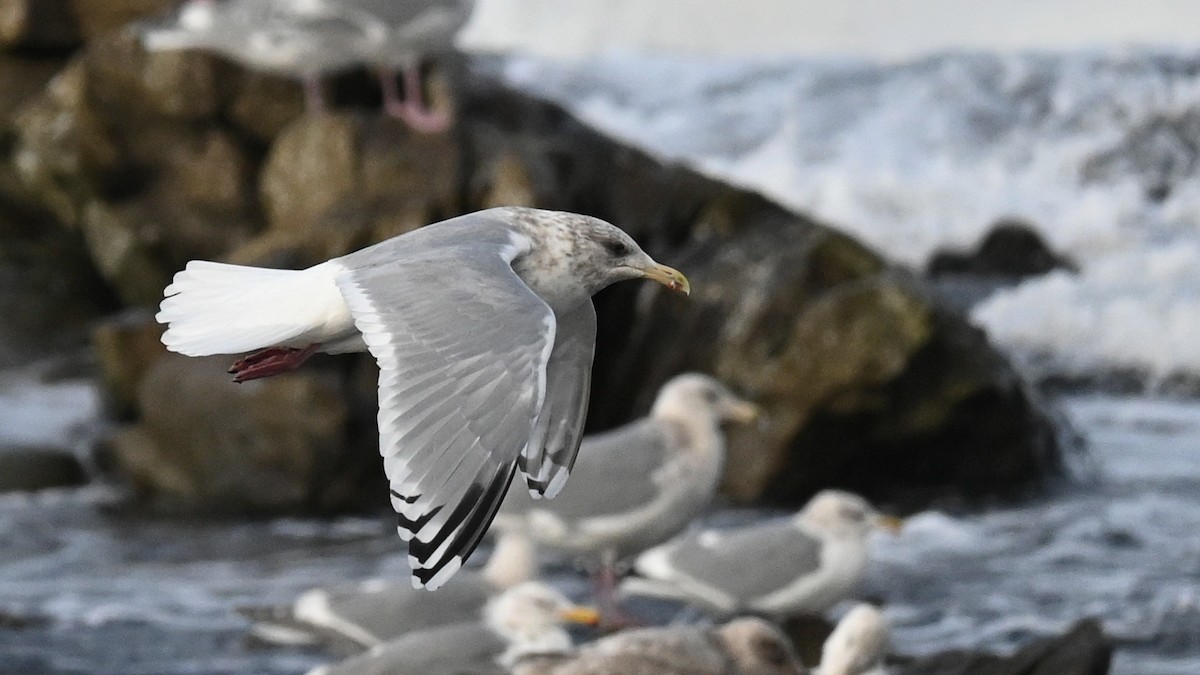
[1,0,1198,673]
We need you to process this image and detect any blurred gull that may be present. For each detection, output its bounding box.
[338,0,476,131]
[139,0,386,111]
[817,604,889,675]
[241,531,536,651]
[512,617,808,675]
[307,581,600,675]
[621,490,901,618]
[156,207,690,589]
[495,373,759,610]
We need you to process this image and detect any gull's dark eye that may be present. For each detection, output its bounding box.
[605,240,632,258]
[702,388,719,403]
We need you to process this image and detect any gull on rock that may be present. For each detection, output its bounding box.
[621,490,901,618]
[156,207,690,589]
[138,0,387,111]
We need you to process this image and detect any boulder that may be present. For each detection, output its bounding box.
[928,220,1076,279]
[259,113,459,239]
[897,618,1112,675]
[0,445,87,492]
[91,309,166,419]
[110,353,381,514]
[457,74,1062,507]
[0,0,171,50]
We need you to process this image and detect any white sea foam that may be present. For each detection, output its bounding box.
[499,50,1200,381]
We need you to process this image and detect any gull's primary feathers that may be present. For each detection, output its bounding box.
[156,207,689,590]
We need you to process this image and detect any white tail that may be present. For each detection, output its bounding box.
[157,260,350,357]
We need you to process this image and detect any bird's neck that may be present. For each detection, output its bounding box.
[481,531,537,590]
[652,405,723,458]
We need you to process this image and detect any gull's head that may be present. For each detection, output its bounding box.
[714,618,807,675]
[651,373,761,426]
[819,604,889,675]
[506,208,689,300]
[484,582,600,648]
[797,490,899,540]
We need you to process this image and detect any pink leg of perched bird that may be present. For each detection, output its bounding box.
[593,552,644,631]
[228,344,318,382]
[380,65,452,133]
[301,75,327,114]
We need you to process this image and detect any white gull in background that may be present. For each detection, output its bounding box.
[306,581,600,675]
[817,604,890,675]
[338,0,476,131]
[622,490,901,618]
[241,531,535,651]
[512,616,807,675]
[156,207,690,589]
[494,374,758,606]
[139,0,386,110]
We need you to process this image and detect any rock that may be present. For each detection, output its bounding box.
[0,0,172,50]
[782,614,835,669]
[928,220,1076,279]
[458,75,1062,507]
[259,114,459,241]
[896,618,1112,675]
[0,445,87,492]
[91,309,166,419]
[111,353,380,514]
[10,34,262,304]
[0,53,63,126]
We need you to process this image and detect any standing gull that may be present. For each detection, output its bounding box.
[242,531,536,651]
[817,604,889,675]
[156,207,690,589]
[307,581,600,675]
[337,0,475,131]
[512,617,808,675]
[494,374,759,607]
[139,0,387,111]
[621,490,901,618]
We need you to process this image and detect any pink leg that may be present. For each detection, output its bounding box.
[228,344,318,383]
[302,75,326,114]
[593,553,643,631]
[381,65,452,134]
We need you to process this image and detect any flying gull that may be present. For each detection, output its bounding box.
[156,207,690,589]
[621,490,902,618]
[307,581,601,675]
[816,604,889,675]
[336,0,475,132]
[511,617,808,675]
[494,373,758,610]
[241,530,536,651]
[139,0,387,111]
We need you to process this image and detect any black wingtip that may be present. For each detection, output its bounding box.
[410,462,517,587]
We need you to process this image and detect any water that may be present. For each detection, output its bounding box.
[1,359,1198,674]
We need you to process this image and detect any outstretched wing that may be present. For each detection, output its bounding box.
[334,222,555,590]
[519,301,596,499]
